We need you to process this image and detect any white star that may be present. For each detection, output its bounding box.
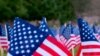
[11,48,14,51]
[17,25,20,28]
[27,27,31,30]
[31,44,35,48]
[22,28,26,31]
[28,31,32,34]
[36,39,39,43]
[19,37,22,40]
[19,41,23,44]
[18,29,21,32]
[20,46,24,49]
[30,40,34,43]
[42,29,44,31]
[16,51,19,54]
[21,50,25,54]
[22,24,25,27]
[14,38,17,41]
[17,21,20,24]
[40,34,43,38]
[26,49,30,53]
[15,46,18,50]
[33,30,37,34]
[25,40,28,44]
[14,27,16,29]
[14,34,17,37]
[11,44,13,46]
[14,30,16,33]
[15,42,18,45]
[24,36,27,39]
[34,35,38,38]
[26,45,29,48]
[23,32,26,35]
[45,29,48,32]
[29,35,32,39]
[42,25,45,27]
[18,33,21,36]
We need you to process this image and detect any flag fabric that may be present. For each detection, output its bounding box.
[63,24,81,50]
[7,18,71,56]
[39,17,55,37]
[5,23,13,41]
[0,36,8,49]
[78,18,100,56]
[0,25,6,36]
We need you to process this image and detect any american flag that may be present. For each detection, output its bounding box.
[0,25,8,49]
[78,18,100,56]
[39,17,55,37]
[0,36,8,49]
[63,24,81,50]
[7,18,71,56]
[5,23,13,41]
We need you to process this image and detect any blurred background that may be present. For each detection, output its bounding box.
[0,0,99,26]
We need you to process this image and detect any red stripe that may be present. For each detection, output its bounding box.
[33,52,42,56]
[82,45,100,49]
[47,36,72,56]
[83,52,100,56]
[40,44,60,56]
[0,42,8,44]
[0,38,7,40]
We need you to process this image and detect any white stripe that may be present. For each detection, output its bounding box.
[82,48,100,53]
[7,53,12,56]
[36,47,52,56]
[43,39,68,56]
[82,41,100,46]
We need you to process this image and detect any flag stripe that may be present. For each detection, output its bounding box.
[40,44,60,56]
[45,36,71,56]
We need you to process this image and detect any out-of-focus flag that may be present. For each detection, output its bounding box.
[78,18,100,56]
[39,17,55,37]
[5,23,13,41]
[0,36,8,49]
[7,18,71,56]
[64,23,81,50]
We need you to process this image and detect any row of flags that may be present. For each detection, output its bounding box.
[0,17,100,56]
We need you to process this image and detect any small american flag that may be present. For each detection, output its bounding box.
[39,17,54,37]
[7,18,71,56]
[63,24,81,50]
[0,36,8,49]
[5,23,13,41]
[78,18,100,56]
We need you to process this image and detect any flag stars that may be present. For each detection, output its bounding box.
[17,21,20,24]
[28,31,32,34]
[31,44,35,48]
[25,45,29,48]
[23,32,26,35]
[16,51,19,54]
[26,49,30,53]
[36,39,39,43]
[15,42,18,45]
[18,29,21,32]
[20,46,24,49]
[19,41,23,44]
[34,35,38,38]
[22,28,26,31]
[17,25,21,28]
[21,50,25,54]
[11,48,14,51]
[18,33,21,36]
[19,37,22,40]
[45,29,48,32]
[40,34,43,38]
[24,36,27,39]
[27,27,31,30]
[29,35,32,39]
[42,29,44,31]
[25,40,28,44]
[30,40,34,43]
[33,30,37,34]
[15,46,18,50]
[22,24,25,27]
